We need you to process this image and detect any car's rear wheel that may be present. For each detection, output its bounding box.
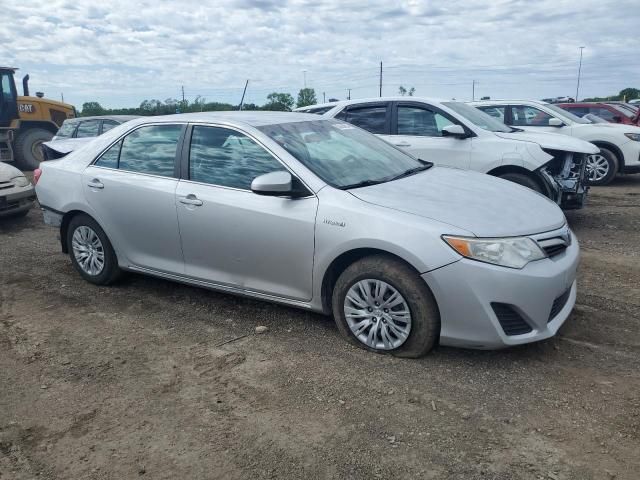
[586,148,618,185]
[497,172,543,194]
[332,255,440,358]
[67,214,121,285]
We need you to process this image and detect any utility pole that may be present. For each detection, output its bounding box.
[181,85,185,104]
[61,93,64,102]
[347,88,351,100]
[323,92,326,103]
[379,62,383,97]
[303,70,307,89]
[575,46,585,101]
[472,80,476,101]
[239,80,249,111]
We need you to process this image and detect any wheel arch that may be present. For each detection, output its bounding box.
[60,209,97,253]
[590,141,624,170]
[320,247,425,314]
[486,165,550,196]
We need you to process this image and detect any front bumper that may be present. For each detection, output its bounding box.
[422,230,579,349]
[539,152,589,210]
[0,185,36,217]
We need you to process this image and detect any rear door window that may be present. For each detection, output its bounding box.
[342,104,389,134]
[95,124,183,176]
[55,121,77,138]
[510,106,554,126]
[101,120,120,134]
[75,120,101,138]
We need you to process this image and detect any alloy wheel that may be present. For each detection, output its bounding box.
[343,279,412,350]
[71,226,105,276]
[586,154,610,182]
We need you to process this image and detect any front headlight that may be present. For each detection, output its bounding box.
[443,235,546,269]
[12,176,31,188]
[624,133,640,142]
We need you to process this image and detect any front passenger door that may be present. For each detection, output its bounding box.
[175,125,318,301]
[383,103,471,169]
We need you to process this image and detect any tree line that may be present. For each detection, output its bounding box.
[582,87,639,102]
[80,88,319,116]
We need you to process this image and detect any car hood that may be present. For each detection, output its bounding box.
[350,167,566,237]
[42,137,94,155]
[494,130,599,154]
[0,161,24,181]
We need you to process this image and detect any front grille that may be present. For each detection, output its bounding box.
[542,242,567,257]
[0,181,14,190]
[548,288,571,322]
[492,303,533,336]
[536,230,571,258]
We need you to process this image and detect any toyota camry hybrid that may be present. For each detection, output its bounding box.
[35,112,579,357]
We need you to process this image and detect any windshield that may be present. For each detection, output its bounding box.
[443,102,512,132]
[257,120,425,189]
[545,103,590,124]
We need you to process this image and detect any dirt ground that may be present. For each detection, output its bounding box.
[1,176,639,480]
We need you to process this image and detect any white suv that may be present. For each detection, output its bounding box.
[471,100,640,185]
[297,98,598,209]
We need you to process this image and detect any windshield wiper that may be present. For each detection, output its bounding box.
[339,179,389,190]
[387,161,433,181]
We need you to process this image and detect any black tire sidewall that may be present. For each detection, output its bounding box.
[67,214,120,285]
[588,148,618,186]
[332,255,440,358]
[498,172,542,193]
[14,128,53,170]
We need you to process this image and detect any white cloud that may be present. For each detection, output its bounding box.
[1,0,638,108]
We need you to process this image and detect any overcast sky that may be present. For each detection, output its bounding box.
[2,0,639,109]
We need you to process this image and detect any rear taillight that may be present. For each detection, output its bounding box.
[33,168,42,185]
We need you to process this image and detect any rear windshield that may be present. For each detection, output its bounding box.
[55,121,77,138]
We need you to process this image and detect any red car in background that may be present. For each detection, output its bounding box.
[557,102,640,126]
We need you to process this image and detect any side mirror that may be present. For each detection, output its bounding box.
[441,124,468,138]
[548,117,564,127]
[251,171,308,197]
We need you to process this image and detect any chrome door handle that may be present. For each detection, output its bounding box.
[179,194,203,207]
[394,142,411,147]
[87,179,104,189]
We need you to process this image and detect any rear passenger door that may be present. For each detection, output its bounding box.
[82,123,186,274]
[385,102,471,169]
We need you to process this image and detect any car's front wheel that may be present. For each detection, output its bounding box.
[586,148,618,186]
[332,255,440,358]
[497,172,544,194]
[67,214,121,285]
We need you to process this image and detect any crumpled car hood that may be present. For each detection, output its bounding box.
[494,131,599,154]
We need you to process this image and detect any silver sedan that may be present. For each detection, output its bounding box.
[35,112,579,356]
[0,162,35,217]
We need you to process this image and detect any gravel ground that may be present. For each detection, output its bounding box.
[1,177,639,480]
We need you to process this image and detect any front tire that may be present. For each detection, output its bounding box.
[67,214,121,285]
[586,148,618,186]
[498,172,543,194]
[332,255,440,358]
[14,128,53,170]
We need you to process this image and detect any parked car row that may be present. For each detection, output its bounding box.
[472,100,640,185]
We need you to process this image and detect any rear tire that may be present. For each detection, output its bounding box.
[498,172,543,194]
[66,214,121,285]
[586,148,618,186]
[332,255,440,358]
[14,128,53,171]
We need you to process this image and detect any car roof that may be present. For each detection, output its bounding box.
[121,111,323,128]
[65,115,140,123]
[470,100,550,106]
[297,96,454,111]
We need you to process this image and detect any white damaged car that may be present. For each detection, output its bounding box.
[298,98,599,209]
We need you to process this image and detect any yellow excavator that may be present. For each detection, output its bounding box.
[0,67,75,170]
